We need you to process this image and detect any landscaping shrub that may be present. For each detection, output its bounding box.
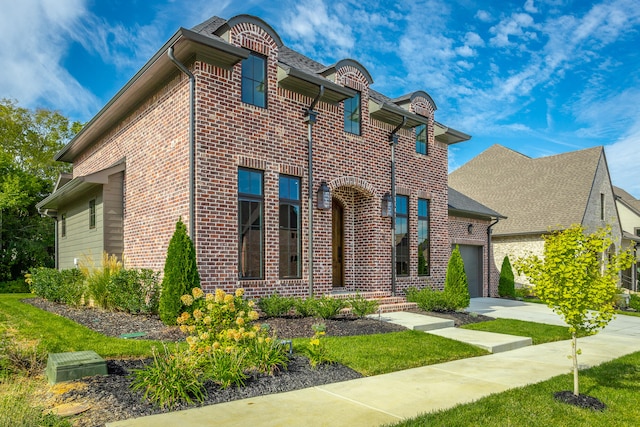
[630,293,640,311]
[80,252,122,309]
[293,296,317,317]
[347,293,379,317]
[313,296,347,319]
[0,278,30,293]
[303,323,333,368]
[200,350,248,389]
[406,286,453,312]
[159,219,200,325]
[498,255,516,298]
[106,269,160,314]
[130,344,205,409]
[258,293,295,317]
[443,246,470,310]
[26,267,84,306]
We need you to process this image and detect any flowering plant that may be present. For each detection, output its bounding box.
[305,322,333,368]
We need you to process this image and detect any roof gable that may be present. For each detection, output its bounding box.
[449,144,605,235]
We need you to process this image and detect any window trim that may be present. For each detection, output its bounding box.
[417,198,430,276]
[238,168,264,280]
[241,52,267,108]
[89,199,96,230]
[279,175,302,279]
[343,91,361,135]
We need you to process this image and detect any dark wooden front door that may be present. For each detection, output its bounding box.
[332,200,344,287]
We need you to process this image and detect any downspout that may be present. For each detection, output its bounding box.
[305,85,324,297]
[168,46,196,243]
[486,217,500,297]
[389,117,406,296]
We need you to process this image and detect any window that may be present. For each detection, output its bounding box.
[279,175,301,278]
[238,168,264,279]
[635,227,640,237]
[343,92,361,135]
[396,195,409,276]
[600,193,605,220]
[417,199,430,276]
[89,200,96,229]
[415,124,427,155]
[241,53,266,107]
[61,213,66,237]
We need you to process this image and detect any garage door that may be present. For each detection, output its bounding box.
[455,245,483,298]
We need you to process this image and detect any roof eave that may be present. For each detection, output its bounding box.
[434,121,472,145]
[277,65,357,104]
[368,99,428,128]
[55,28,248,163]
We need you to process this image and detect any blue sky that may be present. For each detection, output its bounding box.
[2,0,639,196]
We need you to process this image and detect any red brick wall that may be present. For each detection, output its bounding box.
[69,19,453,300]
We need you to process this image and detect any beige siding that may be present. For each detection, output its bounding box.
[58,188,104,270]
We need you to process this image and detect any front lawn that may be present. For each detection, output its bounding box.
[461,318,580,345]
[388,350,640,427]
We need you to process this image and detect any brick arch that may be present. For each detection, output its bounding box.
[328,177,378,198]
[230,22,279,56]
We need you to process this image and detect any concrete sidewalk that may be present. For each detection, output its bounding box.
[108,299,640,427]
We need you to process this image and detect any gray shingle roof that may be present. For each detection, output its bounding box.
[448,144,604,236]
[448,187,504,219]
[614,186,640,214]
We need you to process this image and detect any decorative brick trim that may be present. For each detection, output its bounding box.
[328,176,378,197]
[238,156,267,170]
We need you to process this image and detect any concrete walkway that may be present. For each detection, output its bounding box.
[108,298,640,427]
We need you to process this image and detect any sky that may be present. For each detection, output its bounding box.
[2,0,639,197]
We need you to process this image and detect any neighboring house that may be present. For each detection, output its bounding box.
[448,187,505,297]
[449,144,624,286]
[613,186,640,291]
[37,14,471,299]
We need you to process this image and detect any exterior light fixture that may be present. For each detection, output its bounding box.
[468,223,474,234]
[317,181,331,210]
[381,192,393,217]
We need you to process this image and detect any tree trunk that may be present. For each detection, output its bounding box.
[572,332,579,396]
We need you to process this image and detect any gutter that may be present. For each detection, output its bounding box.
[486,217,500,297]
[168,46,196,242]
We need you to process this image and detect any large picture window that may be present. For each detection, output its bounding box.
[279,175,301,278]
[396,195,409,276]
[418,199,430,276]
[238,168,264,279]
[343,92,361,135]
[241,53,266,108]
[415,124,427,155]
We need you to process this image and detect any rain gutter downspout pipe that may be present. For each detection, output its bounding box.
[305,85,324,297]
[168,46,196,242]
[487,217,500,297]
[389,116,406,297]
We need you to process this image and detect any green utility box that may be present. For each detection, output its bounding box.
[46,351,108,384]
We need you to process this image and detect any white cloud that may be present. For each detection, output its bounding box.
[524,0,538,13]
[475,10,493,22]
[489,13,538,47]
[0,0,99,119]
[605,120,640,198]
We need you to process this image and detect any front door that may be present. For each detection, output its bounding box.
[332,200,344,287]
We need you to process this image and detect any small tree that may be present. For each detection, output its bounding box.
[159,218,200,325]
[498,255,515,298]
[444,246,470,310]
[515,225,633,396]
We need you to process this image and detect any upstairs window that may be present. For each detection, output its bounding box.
[344,92,361,135]
[600,193,605,220]
[415,124,427,155]
[61,213,67,237]
[396,195,409,276]
[241,53,266,108]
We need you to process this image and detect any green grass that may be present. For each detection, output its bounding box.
[617,310,640,318]
[294,330,489,376]
[461,318,580,345]
[387,350,640,427]
[0,294,164,358]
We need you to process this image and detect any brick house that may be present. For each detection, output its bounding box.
[37,14,473,299]
[449,144,625,286]
[612,186,640,291]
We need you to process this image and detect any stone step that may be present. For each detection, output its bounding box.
[426,328,532,353]
[329,291,393,301]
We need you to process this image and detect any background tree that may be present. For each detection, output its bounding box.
[159,218,200,325]
[0,99,81,281]
[444,245,470,310]
[515,225,633,397]
[498,255,516,298]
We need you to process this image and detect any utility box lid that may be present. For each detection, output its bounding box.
[46,351,107,384]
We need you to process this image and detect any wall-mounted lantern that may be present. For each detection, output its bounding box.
[381,192,393,217]
[468,223,474,234]
[317,181,331,210]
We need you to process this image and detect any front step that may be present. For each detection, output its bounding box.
[368,311,454,330]
[330,291,418,314]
